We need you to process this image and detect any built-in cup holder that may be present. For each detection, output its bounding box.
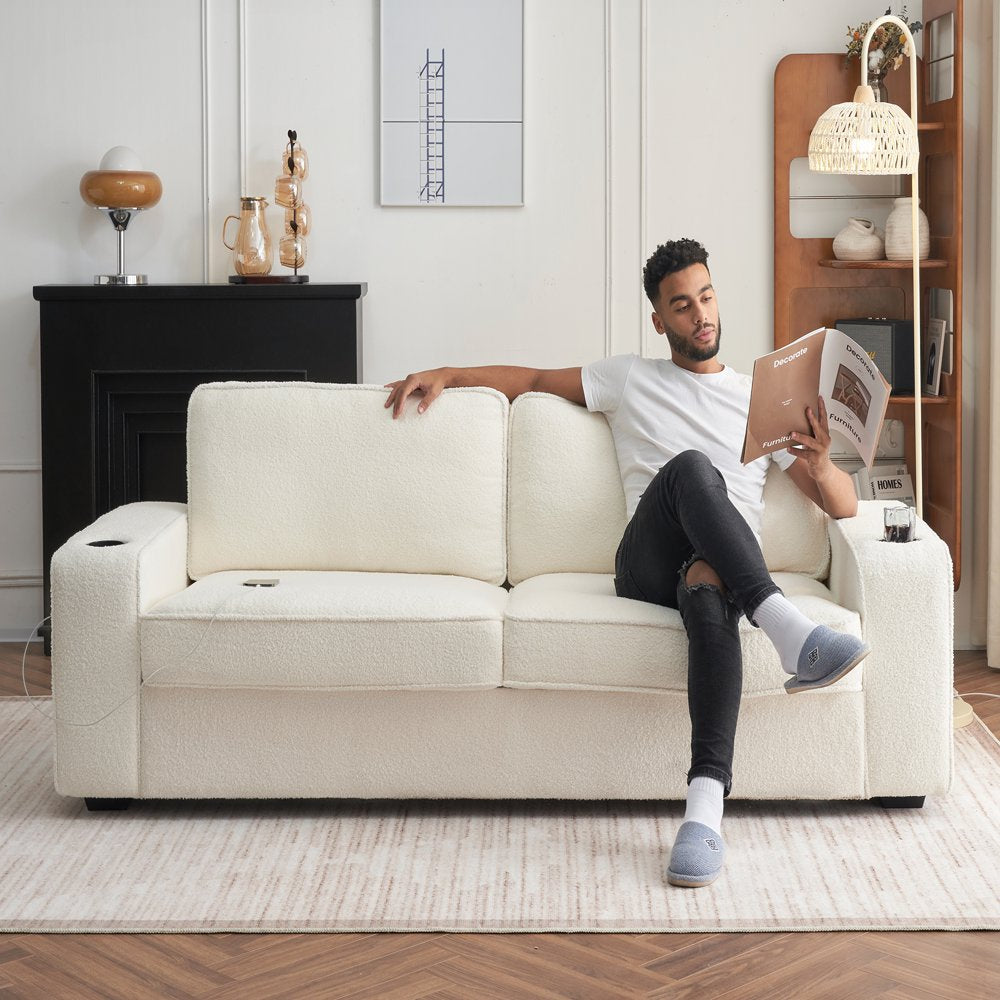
[87,539,126,547]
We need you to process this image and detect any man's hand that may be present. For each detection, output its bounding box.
[383,368,451,418]
[784,395,858,518]
[788,395,834,480]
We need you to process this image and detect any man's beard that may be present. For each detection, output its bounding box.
[663,317,722,362]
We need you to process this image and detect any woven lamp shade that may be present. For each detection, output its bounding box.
[808,86,917,175]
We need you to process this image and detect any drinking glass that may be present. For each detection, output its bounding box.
[883,506,915,542]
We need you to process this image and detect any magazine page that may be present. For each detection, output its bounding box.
[741,328,826,464]
[817,327,891,468]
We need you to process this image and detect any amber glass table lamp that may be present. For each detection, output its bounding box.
[79,146,162,285]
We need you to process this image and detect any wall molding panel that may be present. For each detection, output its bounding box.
[640,0,648,359]
[239,0,248,198]
[205,0,241,282]
[605,0,644,359]
[0,465,42,597]
[201,0,211,283]
[604,0,612,359]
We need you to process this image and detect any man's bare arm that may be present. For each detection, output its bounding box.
[783,396,859,519]
[786,457,858,519]
[384,366,584,418]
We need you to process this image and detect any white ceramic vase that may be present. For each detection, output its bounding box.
[832,218,884,261]
[884,197,930,261]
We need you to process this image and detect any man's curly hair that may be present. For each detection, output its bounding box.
[643,239,710,306]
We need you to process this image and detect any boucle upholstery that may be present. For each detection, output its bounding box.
[187,382,508,584]
[139,687,865,800]
[760,459,831,578]
[506,393,626,585]
[503,571,862,695]
[47,382,954,804]
[50,502,188,797]
[827,502,954,797]
[141,570,506,690]
[507,393,831,584]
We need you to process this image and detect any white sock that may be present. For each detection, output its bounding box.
[684,776,725,833]
[753,593,818,675]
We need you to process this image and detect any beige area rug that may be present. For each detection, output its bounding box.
[1,698,998,933]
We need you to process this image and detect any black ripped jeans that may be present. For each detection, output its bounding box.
[613,450,781,798]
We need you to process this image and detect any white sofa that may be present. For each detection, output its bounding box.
[49,382,954,810]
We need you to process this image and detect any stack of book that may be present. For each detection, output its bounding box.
[854,463,915,506]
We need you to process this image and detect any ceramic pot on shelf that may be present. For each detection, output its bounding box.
[832,218,885,261]
[884,197,930,261]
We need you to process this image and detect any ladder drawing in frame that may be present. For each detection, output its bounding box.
[419,48,445,202]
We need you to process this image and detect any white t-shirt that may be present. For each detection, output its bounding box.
[581,354,797,546]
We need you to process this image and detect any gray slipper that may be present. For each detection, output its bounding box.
[785,625,870,694]
[666,821,726,888]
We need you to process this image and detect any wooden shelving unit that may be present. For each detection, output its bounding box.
[773,0,963,587]
[818,259,947,269]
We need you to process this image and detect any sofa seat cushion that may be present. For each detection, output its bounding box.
[140,570,506,690]
[503,572,863,696]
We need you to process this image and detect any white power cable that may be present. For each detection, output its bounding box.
[21,585,260,727]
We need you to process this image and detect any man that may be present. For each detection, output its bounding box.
[383,238,869,889]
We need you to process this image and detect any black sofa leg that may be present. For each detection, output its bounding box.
[873,795,925,809]
[84,797,132,811]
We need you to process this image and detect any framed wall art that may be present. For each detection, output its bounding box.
[380,0,523,206]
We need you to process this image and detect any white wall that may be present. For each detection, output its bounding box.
[0,0,207,638]
[0,0,986,646]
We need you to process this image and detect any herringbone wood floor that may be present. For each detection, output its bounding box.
[2,643,998,1000]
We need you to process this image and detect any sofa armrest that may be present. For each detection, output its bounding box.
[50,501,189,797]
[826,500,953,798]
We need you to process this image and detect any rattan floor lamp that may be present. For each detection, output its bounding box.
[808,19,975,729]
[808,14,923,518]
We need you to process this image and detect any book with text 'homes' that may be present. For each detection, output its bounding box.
[864,463,916,506]
[741,327,891,469]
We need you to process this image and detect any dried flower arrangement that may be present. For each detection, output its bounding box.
[845,5,923,78]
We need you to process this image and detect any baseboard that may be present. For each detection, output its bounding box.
[0,630,41,643]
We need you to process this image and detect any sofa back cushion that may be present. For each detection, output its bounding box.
[759,458,831,578]
[507,393,830,585]
[187,382,508,584]
[507,394,626,586]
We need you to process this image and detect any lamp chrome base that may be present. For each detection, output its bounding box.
[91,207,147,287]
[95,274,148,286]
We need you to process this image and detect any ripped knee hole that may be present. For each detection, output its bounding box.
[684,560,727,595]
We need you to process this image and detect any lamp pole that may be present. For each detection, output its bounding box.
[860,15,922,517]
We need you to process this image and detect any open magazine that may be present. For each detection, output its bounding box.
[741,327,891,468]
